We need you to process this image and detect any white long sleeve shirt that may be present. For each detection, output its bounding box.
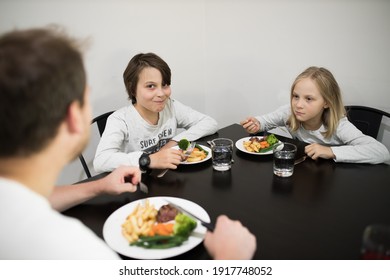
[256,105,390,164]
[94,98,218,173]
[0,178,119,259]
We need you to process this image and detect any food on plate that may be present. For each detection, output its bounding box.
[156,204,180,223]
[179,142,208,163]
[243,134,280,153]
[178,138,190,150]
[148,223,174,236]
[173,213,197,237]
[185,147,207,162]
[131,212,197,249]
[122,200,197,249]
[121,199,158,243]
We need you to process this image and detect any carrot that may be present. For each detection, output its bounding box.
[259,141,270,149]
[148,223,174,236]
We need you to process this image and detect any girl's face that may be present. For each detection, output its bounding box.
[291,78,328,130]
[134,67,171,115]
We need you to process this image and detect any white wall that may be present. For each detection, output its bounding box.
[1,0,389,184]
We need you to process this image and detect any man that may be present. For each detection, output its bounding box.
[0,27,255,259]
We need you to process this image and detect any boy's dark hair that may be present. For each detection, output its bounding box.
[123,52,171,104]
[0,27,86,157]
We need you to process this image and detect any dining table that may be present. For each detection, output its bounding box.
[63,123,390,260]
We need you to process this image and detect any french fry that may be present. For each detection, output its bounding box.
[244,137,275,153]
[187,156,202,162]
[183,149,207,162]
[121,199,158,243]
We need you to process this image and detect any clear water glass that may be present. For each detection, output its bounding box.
[273,142,297,177]
[211,138,233,171]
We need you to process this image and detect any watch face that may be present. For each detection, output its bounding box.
[140,154,150,169]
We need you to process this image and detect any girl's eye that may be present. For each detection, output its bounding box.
[306,97,312,102]
[146,84,156,89]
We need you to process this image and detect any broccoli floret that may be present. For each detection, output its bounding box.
[178,139,190,150]
[266,134,279,146]
[173,213,197,237]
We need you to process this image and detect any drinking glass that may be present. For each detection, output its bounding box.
[211,138,233,171]
[273,142,297,177]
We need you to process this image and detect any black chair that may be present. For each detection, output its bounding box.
[79,111,114,178]
[345,105,390,139]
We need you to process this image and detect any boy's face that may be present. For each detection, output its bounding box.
[134,67,171,116]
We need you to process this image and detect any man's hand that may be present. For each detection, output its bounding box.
[204,215,256,260]
[99,165,141,195]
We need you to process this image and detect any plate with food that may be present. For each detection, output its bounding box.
[235,134,282,155]
[174,139,211,164]
[103,196,209,259]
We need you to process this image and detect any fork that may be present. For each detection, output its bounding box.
[157,142,196,178]
[183,142,196,158]
[294,156,307,165]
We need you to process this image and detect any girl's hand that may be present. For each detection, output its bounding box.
[305,143,335,160]
[149,148,182,169]
[240,117,261,134]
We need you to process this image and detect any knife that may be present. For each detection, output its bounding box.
[164,199,214,232]
[125,175,148,193]
[137,181,149,193]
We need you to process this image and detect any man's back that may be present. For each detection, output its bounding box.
[0,178,119,260]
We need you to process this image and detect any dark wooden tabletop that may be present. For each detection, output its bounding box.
[63,124,390,260]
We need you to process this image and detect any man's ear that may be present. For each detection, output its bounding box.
[66,101,83,134]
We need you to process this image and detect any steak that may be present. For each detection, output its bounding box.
[156,204,180,223]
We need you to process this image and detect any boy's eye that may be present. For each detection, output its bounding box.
[146,84,156,89]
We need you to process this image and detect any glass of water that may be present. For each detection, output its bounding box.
[211,138,233,171]
[273,142,297,177]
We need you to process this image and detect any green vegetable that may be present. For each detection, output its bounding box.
[266,134,279,146]
[174,213,197,237]
[131,235,187,249]
[259,142,281,153]
[195,144,208,155]
[129,213,197,249]
[178,139,190,150]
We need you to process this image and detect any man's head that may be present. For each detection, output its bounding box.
[0,27,89,158]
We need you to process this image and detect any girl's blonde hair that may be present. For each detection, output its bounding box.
[287,66,346,138]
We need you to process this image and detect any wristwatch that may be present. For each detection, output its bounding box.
[139,153,151,172]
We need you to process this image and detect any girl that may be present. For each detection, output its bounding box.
[94,53,218,173]
[240,66,389,164]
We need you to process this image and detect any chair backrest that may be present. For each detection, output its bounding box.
[345,105,390,139]
[79,111,114,178]
[92,111,115,136]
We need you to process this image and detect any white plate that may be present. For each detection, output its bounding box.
[172,144,211,165]
[103,196,209,259]
[235,137,282,155]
